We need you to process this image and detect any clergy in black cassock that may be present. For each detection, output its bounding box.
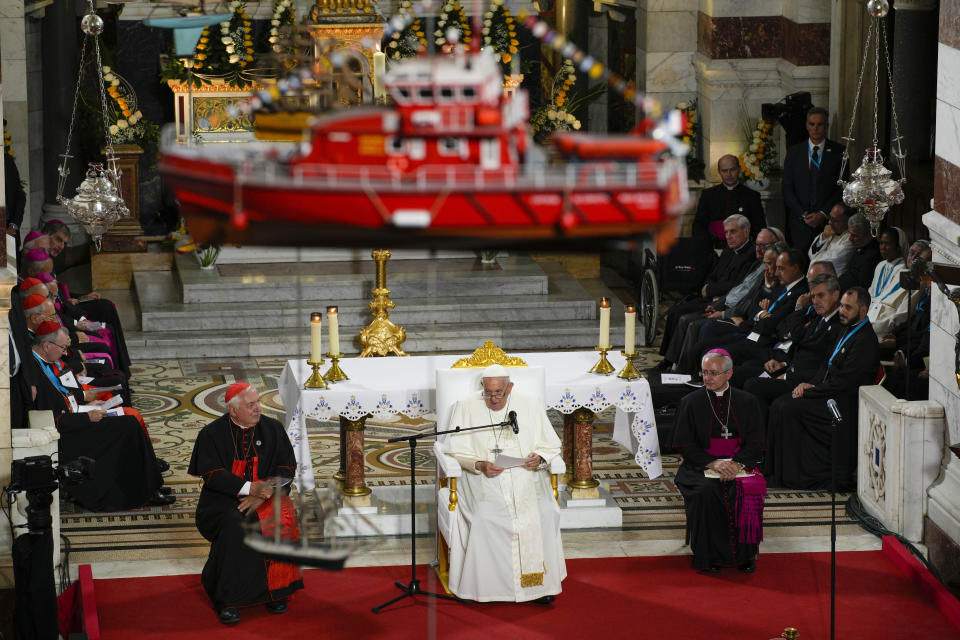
[673,350,766,573]
[691,154,766,247]
[188,382,303,625]
[29,322,169,510]
[764,287,880,491]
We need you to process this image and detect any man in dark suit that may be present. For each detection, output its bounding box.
[782,107,845,253]
[693,154,766,248]
[764,286,880,491]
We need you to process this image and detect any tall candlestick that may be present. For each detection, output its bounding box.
[327,305,340,355]
[624,305,636,354]
[598,297,611,349]
[310,312,323,363]
[373,51,386,101]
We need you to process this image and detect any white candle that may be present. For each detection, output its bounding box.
[310,312,323,363]
[373,51,386,101]
[327,306,340,355]
[624,305,636,354]
[599,297,611,349]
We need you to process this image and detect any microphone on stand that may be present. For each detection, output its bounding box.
[826,398,842,423]
[507,410,519,434]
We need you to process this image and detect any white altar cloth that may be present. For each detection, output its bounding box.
[278,350,661,489]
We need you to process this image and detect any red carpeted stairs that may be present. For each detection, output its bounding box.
[93,548,960,640]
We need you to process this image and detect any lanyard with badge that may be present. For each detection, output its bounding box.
[828,318,868,367]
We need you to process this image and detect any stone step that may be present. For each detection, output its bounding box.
[138,293,597,332]
[173,253,549,304]
[125,319,623,360]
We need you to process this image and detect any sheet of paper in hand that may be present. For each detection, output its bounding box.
[493,454,529,469]
[704,468,757,479]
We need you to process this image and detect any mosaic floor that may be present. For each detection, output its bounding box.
[57,351,865,566]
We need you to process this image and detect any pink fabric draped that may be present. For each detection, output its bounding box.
[706,438,766,545]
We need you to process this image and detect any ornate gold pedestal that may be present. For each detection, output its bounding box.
[359,249,408,357]
[617,350,644,380]
[563,408,599,498]
[589,346,615,375]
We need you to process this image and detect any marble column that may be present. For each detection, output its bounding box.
[340,415,371,501]
[918,0,960,593]
[587,10,609,133]
[635,0,697,125]
[564,408,598,498]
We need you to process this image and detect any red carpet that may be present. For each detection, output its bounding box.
[94,551,959,640]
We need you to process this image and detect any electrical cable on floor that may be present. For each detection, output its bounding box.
[59,532,72,594]
[845,494,942,580]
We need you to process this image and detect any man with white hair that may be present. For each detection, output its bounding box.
[443,364,565,603]
[188,382,303,625]
[673,349,766,573]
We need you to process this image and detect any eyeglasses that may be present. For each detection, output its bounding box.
[52,342,69,351]
[701,369,731,378]
[481,390,508,399]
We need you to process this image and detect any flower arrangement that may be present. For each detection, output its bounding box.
[434,1,472,51]
[164,0,258,87]
[676,99,705,182]
[267,0,296,53]
[528,60,581,142]
[482,0,519,73]
[101,66,159,148]
[386,0,426,61]
[738,116,779,183]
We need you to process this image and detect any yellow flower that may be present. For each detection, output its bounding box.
[196,53,207,60]
[509,46,517,53]
[199,37,208,43]
[196,43,206,51]
[510,39,518,45]
[502,52,511,63]
[246,54,253,61]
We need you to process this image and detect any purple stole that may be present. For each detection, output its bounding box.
[705,437,766,544]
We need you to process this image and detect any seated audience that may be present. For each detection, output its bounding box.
[29,322,172,510]
[866,227,910,336]
[764,287,880,491]
[692,155,766,248]
[673,350,765,573]
[838,214,882,292]
[659,214,757,370]
[808,204,856,276]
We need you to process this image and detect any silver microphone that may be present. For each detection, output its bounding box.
[508,410,519,434]
[826,398,842,423]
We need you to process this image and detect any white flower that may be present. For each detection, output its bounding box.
[482,27,489,34]
[753,129,761,138]
[226,45,236,53]
[749,143,758,152]
[109,124,119,135]
[222,36,232,44]
[272,19,280,25]
[389,40,398,48]
[573,121,581,130]
[117,119,128,130]
[111,79,119,86]
[102,65,111,74]
[547,110,557,120]
[677,101,689,110]
[229,55,240,63]
[269,36,278,43]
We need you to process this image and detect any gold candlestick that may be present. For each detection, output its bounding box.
[303,359,329,389]
[588,345,615,375]
[617,350,643,380]
[324,352,349,382]
[358,249,409,357]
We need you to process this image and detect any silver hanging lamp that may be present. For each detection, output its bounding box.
[838,0,906,237]
[56,1,130,251]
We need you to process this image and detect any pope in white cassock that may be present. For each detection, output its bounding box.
[443,364,566,604]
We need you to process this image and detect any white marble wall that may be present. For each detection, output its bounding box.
[636,0,697,134]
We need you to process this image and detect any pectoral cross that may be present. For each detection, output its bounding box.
[720,425,732,439]
[491,446,503,455]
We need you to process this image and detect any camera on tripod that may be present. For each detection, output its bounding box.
[762,91,814,148]
[8,454,94,535]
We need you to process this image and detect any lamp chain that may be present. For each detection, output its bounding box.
[56,34,90,202]
[880,20,907,178]
[872,15,880,148]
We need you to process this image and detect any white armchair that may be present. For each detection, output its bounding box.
[432,363,565,592]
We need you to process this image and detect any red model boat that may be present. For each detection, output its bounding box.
[159,50,690,250]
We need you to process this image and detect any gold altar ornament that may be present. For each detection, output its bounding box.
[589,346,615,376]
[325,353,349,382]
[303,360,329,389]
[358,249,409,357]
[451,340,529,369]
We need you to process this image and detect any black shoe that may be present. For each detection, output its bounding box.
[739,558,756,573]
[532,595,555,605]
[266,600,288,614]
[698,565,721,574]
[159,486,173,495]
[147,490,175,506]
[219,608,241,625]
[156,458,170,473]
[655,360,673,372]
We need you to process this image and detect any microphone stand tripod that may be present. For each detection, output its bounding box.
[371,417,514,613]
